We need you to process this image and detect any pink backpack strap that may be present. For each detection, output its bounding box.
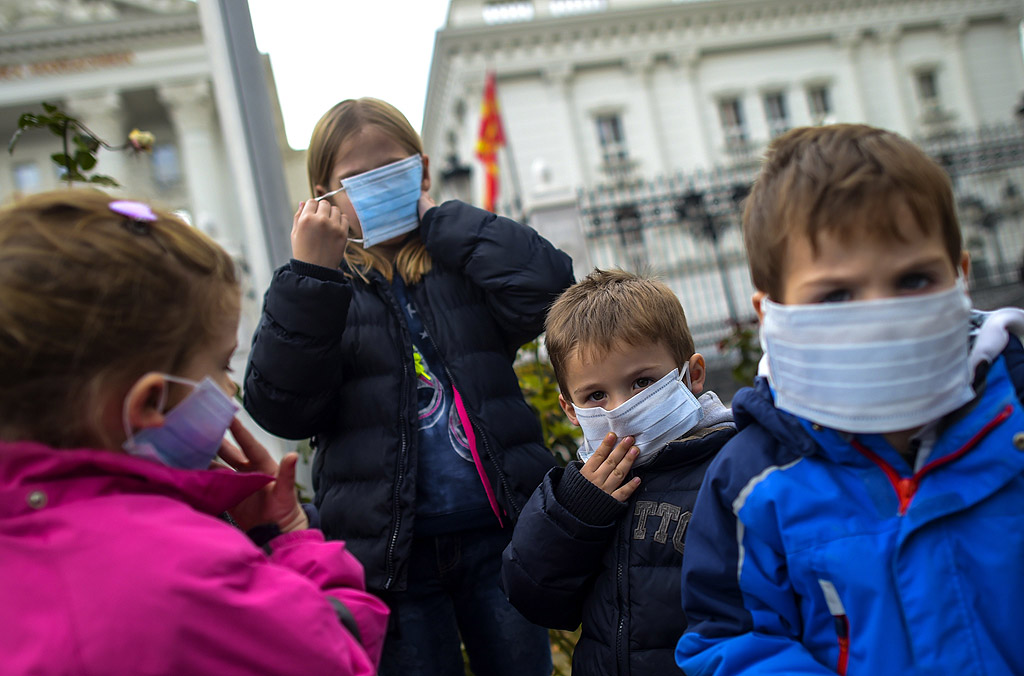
[452,386,505,528]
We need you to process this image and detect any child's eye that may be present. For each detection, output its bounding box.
[897,272,933,292]
[819,289,852,303]
[633,377,655,390]
[586,391,607,403]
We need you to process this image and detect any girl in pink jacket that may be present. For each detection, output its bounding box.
[0,190,389,675]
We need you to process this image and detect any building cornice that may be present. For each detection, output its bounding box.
[434,0,1018,61]
[0,12,200,64]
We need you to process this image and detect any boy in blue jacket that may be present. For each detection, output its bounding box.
[501,269,736,676]
[676,123,1024,675]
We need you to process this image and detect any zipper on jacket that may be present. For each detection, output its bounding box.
[381,284,414,591]
[850,404,1012,516]
[418,299,521,522]
[818,580,850,676]
[615,514,629,675]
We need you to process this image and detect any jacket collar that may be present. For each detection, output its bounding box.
[733,378,823,458]
[0,440,272,519]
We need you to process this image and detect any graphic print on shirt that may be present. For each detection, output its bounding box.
[413,346,472,463]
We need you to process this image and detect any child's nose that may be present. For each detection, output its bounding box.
[604,393,632,411]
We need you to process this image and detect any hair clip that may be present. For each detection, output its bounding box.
[110,200,167,250]
[110,200,157,224]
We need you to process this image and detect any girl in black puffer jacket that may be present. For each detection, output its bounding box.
[243,97,573,676]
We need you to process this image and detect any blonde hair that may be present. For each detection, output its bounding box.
[0,189,239,447]
[744,124,962,300]
[307,97,432,284]
[545,268,695,398]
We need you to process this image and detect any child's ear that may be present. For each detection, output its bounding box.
[959,250,971,280]
[558,393,580,426]
[123,373,170,435]
[687,353,707,395]
[752,291,767,322]
[420,154,431,193]
[313,184,327,199]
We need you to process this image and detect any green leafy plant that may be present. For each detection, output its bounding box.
[718,318,762,387]
[8,101,154,188]
[515,338,581,467]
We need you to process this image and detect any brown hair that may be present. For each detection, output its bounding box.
[545,268,695,398]
[743,123,962,300]
[0,189,239,447]
[307,97,432,284]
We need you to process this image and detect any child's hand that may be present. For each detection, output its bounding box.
[580,433,641,501]
[418,191,436,219]
[219,418,309,534]
[291,199,348,269]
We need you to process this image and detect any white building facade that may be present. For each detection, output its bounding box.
[423,0,1024,357]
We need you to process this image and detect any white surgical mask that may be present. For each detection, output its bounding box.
[574,365,704,466]
[760,279,974,434]
[123,375,239,470]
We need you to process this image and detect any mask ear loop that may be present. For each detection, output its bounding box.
[680,362,692,389]
[122,375,172,448]
[313,182,365,245]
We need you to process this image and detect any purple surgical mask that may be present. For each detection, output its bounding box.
[123,375,238,470]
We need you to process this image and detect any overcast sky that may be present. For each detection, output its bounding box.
[248,0,452,150]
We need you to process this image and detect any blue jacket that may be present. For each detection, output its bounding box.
[243,200,573,592]
[503,397,736,676]
[676,331,1024,675]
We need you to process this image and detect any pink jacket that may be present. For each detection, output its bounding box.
[0,440,389,675]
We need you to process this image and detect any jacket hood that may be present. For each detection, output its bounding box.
[732,378,822,458]
[0,440,271,519]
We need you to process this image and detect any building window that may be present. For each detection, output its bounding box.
[13,162,41,193]
[595,112,632,176]
[482,0,534,23]
[718,97,748,151]
[807,84,833,124]
[550,0,606,16]
[915,68,939,105]
[763,91,789,138]
[151,144,181,188]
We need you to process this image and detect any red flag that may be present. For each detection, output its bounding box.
[475,71,505,212]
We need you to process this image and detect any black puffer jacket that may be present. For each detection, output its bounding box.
[244,200,574,592]
[501,407,736,676]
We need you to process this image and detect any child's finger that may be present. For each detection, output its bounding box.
[610,476,641,502]
[273,453,298,498]
[217,437,248,468]
[604,435,635,465]
[582,432,618,471]
[595,435,635,482]
[228,418,277,475]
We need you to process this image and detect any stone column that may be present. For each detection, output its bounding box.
[64,90,127,189]
[879,25,913,135]
[941,17,978,129]
[835,29,867,122]
[158,79,233,246]
[672,47,711,168]
[788,82,811,128]
[625,52,669,176]
[543,63,589,187]
[744,89,769,147]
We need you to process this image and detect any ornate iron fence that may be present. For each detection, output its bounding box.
[577,123,1024,358]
